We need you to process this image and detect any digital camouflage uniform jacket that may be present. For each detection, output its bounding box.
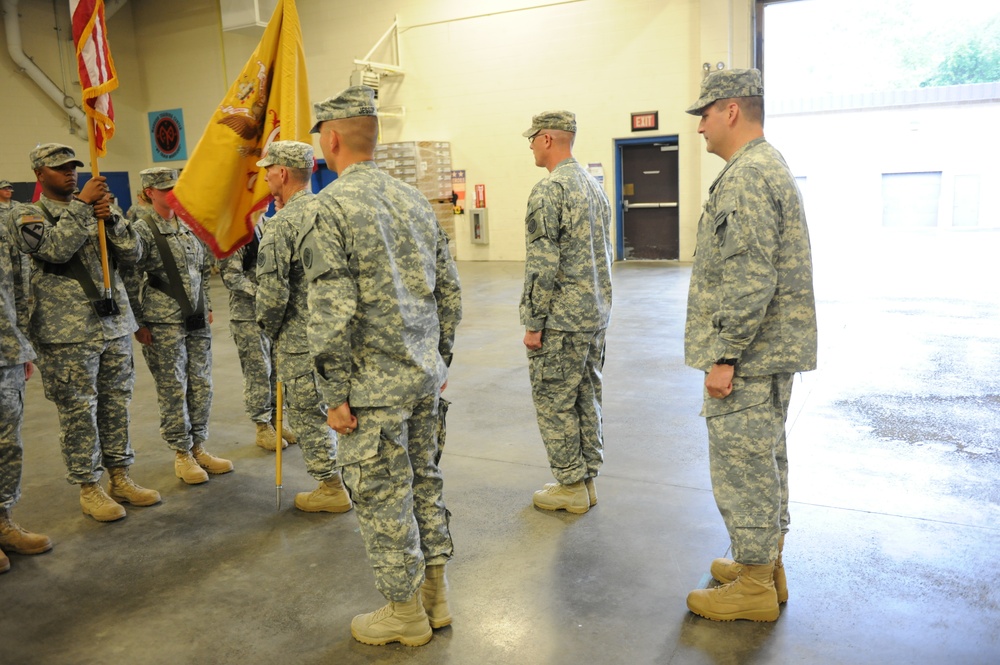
[685,137,817,376]
[220,222,266,322]
[256,189,314,378]
[4,197,139,343]
[520,157,613,332]
[123,211,212,327]
[0,212,34,366]
[299,161,462,410]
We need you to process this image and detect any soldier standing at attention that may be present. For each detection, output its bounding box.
[0,180,15,214]
[4,143,156,522]
[0,190,52,570]
[123,167,232,485]
[254,140,351,514]
[683,69,817,622]
[301,86,462,647]
[125,188,152,223]
[521,111,613,515]
[220,219,292,451]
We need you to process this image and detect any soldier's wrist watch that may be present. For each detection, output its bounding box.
[715,358,737,366]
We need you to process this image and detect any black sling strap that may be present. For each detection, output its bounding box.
[36,203,112,304]
[141,213,205,322]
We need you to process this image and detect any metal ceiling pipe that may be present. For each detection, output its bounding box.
[2,0,87,129]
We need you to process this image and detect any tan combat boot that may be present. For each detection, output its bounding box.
[255,422,286,451]
[532,480,590,514]
[272,418,297,445]
[294,473,352,513]
[0,508,52,554]
[350,595,433,647]
[687,561,780,622]
[107,467,161,507]
[545,476,597,507]
[192,444,234,475]
[420,564,451,629]
[710,534,787,603]
[80,482,127,522]
[174,451,209,485]
[0,546,8,573]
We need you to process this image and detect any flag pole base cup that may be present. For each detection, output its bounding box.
[93,298,120,317]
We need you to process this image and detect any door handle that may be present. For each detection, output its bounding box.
[623,201,679,211]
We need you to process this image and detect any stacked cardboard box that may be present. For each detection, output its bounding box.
[374,141,455,252]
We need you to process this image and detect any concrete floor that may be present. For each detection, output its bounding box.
[2,231,999,664]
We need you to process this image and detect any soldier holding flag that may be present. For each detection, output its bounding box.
[4,144,156,522]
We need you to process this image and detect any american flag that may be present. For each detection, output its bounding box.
[71,0,118,156]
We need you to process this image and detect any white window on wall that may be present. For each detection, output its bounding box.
[952,174,981,227]
[882,172,942,228]
[795,175,807,202]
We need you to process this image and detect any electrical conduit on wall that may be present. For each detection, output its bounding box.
[0,0,125,130]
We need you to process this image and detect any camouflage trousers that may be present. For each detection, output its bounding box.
[704,372,793,565]
[278,359,337,481]
[35,336,136,485]
[141,323,213,452]
[0,364,26,509]
[528,328,606,485]
[229,320,275,423]
[341,395,453,602]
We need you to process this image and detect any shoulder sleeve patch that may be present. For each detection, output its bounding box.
[525,204,546,243]
[713,209,746,260]
[298,223,331,283]
[256,236,277,275]
[17,215,45,252]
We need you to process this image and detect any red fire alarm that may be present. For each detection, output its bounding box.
[631,111,658,132]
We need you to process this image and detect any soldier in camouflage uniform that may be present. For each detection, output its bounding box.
[254,141,351,514]
[520,111,613,516]
[301,86,462,647]
[123,167,233,486]
[0,198,52,571]
[0,180,14,215]
[4,143,158,522]
[125,189,152,223]
[220,222,291,451]
[682,69,817,623]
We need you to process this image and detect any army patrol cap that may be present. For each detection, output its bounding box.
[0,180,12,189]
[30,143,85,170]
[140,167,179,190]
[686,68,764,115]
[256,140,314,169]
[522,110,577,137]
[310,85,377,133]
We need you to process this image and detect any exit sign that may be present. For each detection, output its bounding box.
[631,111,658,131]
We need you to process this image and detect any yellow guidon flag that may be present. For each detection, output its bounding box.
[167,0,310,259]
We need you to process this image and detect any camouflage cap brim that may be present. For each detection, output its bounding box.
[310,86,378,134]
[686,68,764,115]
[523,110,577,136]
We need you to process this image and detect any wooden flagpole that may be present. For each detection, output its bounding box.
[275,381,284,509]
[86,120,113,296]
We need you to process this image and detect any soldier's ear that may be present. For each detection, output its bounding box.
[326,129,341,154]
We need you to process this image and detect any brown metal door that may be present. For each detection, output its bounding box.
[621,143,679,259]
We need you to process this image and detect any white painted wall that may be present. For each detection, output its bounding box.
[1,0,755,261]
